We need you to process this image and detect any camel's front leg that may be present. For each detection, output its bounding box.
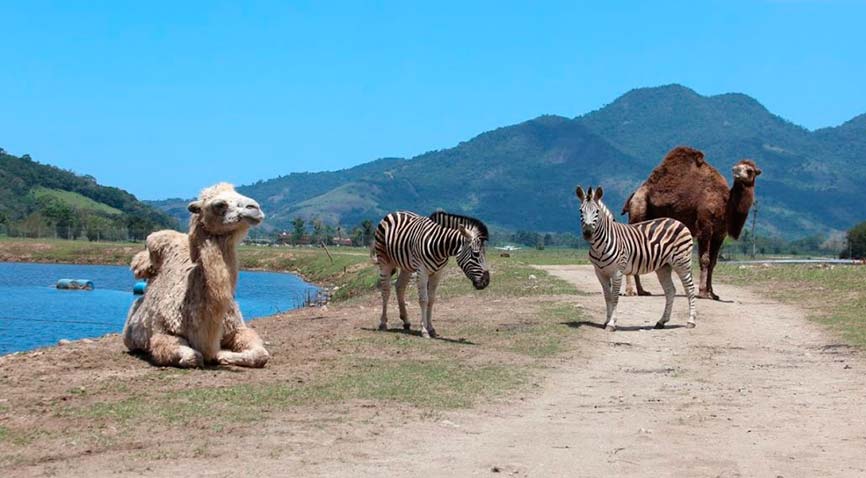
[149,333,203,368]
[218,304,270,368]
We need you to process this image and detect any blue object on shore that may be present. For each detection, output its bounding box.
[133,281,147,295]
[56,279,95,291]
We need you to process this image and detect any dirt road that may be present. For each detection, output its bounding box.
[295,265,866,477]
[6,265,865,477]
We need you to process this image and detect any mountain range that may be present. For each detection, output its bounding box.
[151,84,862,239]
[0,150,177,239]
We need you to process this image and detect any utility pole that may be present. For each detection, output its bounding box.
[750,200,758,259]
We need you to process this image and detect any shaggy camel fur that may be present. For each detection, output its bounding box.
[622,146,761,300]
[123,183,270,368]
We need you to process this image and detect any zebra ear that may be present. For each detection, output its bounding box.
[458,225,473,239]
[575,186,585,201]
[594,186,604,200]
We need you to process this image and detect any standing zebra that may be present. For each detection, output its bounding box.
[576,186,696,331]
[372,211,490,338]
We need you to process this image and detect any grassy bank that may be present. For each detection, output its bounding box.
[0,237,376,301]
[0,246,587,469]
[715,263,866,348]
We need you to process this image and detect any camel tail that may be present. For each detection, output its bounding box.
[621,192,635,216]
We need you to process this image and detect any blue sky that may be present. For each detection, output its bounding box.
[1,1,864,199]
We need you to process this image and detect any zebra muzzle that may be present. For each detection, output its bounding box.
[473,271,490,290]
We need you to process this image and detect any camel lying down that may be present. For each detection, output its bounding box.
[123,183,270,368]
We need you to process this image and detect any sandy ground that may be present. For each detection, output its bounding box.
[287,265,866,478]
[4,265,866,477]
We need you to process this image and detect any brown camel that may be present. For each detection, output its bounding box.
[621,146,761,300]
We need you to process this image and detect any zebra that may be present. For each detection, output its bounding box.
[372,211,490,338]
[576,186,696,331]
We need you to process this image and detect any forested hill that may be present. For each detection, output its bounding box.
[0,149,177,240]
[201,84,862,240]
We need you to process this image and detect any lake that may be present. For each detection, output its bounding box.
[0,262,319,355]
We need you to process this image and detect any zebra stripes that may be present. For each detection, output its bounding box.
[373,211,490,338]
[577,186,696,331]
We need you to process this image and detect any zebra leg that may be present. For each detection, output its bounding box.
[594,268,613,327]
[633,274,652,296]
[624,275,637,296]
[395,270,413,330]
[675,265,697,328]
[655,265,675,329]
[416,269,433,338]
[378,264,396,331]
[425,269,445,338]
[606,270,624,331]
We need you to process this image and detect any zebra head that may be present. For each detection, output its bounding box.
[455,225,490,290]
[576,186,604,241]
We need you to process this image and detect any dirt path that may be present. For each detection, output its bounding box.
[5,265,865,477]
[292,265,866,477]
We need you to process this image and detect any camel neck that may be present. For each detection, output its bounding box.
[726,180,755,239]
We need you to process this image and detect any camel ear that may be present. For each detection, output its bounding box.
[575,186,585,201]
[458,225,473,239]
[594,186,604,200]
[755,168,762,176]
[187,201,202,214]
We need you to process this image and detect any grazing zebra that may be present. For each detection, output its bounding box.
[576,186,696,331]
[372,211,490,338]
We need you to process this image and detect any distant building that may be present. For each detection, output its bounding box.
[332,237,353,246]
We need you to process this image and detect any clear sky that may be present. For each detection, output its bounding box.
[1,1,864,199]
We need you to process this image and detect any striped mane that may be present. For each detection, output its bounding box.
[597,200,617,223]
[428,211,489,242]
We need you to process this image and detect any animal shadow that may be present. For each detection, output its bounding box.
[124,350,246,371]
[361,327,477,345]
[560,321,686,332]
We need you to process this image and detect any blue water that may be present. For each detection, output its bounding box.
[0,262,318,355]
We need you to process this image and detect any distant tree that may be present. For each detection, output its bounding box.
[350,227,364,246]
[312,218,325,244]
[291,217,306,245]
[841,221,866,259]
[361,219,375,246]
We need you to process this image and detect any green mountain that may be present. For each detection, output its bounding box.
[154,85,866,239]
[0,149,178,240]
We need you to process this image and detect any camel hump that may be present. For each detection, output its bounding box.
[662,146,705,167]
[130,250,155,279]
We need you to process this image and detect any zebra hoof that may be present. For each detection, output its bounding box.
[428,329,438,338]
[421,330,431,339]
[377,323,388,331]
[605,324,616,332]
[402,322,411,331]
[654,321,666,329]
[686,321,696,329]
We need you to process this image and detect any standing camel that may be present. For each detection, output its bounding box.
[622,146,761,300]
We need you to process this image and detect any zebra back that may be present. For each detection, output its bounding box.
[428,211,489,242]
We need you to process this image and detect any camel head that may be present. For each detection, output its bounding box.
[576,185,604,241]
[732,159,762,186]
[187,183,264,236]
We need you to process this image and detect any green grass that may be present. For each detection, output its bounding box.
[716,263,866,348]
[72,359,524,427]
[32,187,123,215]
